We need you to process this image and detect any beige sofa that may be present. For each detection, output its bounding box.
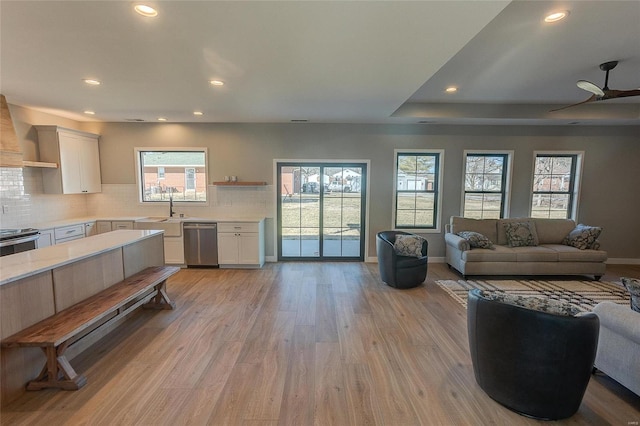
[445,216,607,279]
[593,302,640,396]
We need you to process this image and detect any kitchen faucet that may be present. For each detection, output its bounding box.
[169,194,175,217]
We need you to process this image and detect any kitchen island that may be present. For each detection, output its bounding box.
[0,230,166,405]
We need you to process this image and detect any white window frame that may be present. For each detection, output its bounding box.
[529,151,584,220]
[392,149,444,233]
[134,147,209,205]
[461,150,513,219]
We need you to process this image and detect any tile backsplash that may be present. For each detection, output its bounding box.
[0,167,273,229]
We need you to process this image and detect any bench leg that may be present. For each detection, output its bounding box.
[143,279,176,310]
[27,342,87,391]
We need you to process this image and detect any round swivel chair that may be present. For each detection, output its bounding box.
[467,289,599,420]
[376,231,428,289]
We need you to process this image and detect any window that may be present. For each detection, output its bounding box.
[135,148,208,202]
[394,150,443,230]
[530,152,582,219]
[463,152,511,219]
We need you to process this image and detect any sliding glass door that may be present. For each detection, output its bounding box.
[277,162,366,261]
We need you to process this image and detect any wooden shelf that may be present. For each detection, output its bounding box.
[22,160,58,169]
[212,181,267,186]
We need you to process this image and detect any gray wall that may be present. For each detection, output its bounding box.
[85,121,640,260]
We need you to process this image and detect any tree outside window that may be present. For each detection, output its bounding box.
[531,154,580,219]
[463,153,509,219]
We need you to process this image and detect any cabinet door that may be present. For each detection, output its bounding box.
[58,135,83,194]
[37,229,54,248]
[239,233,259,264]
[96,221,112,234]
[164,237,184,264]
[78,135,102,193]
[218,233,239,264]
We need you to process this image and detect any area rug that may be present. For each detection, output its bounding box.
[435,279,630,312]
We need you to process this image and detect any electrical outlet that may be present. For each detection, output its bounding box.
[2,205,8,214]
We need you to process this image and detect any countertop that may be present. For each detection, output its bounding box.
[34,216,266,229]
[0,230,163,286]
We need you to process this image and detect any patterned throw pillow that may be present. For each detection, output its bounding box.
[621,277,640,313]
[457,231,495,249]
[503,221,538,247]
[562,224,602,250]
[479,290,580,316]
[393,234,425,258]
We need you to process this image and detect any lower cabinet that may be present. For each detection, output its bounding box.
[37,229,54,248]
[164,236,184,265]
[96,221,134,234]
[217,221,264,268]
[54,224,84,244]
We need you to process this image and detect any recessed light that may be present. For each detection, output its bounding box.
[157,117,167,122]
[84,110,95,115]
[134,4,158,17]
[209,80,224,86]
[193,111,203,116]
[544,10,569,23]
[83,79,101,86]
[445,86,458,93]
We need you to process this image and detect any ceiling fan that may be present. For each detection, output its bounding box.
[551,60,640,112]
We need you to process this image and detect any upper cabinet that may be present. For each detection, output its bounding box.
[35,126,102,194]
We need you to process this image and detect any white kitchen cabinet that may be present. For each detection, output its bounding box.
[84,221,96,237]
[96,221,112,234]
[217,220,264,268]
[37,229,54,248]
[164,237,185,265]
[35,126,102,194]
[54,224,85,244]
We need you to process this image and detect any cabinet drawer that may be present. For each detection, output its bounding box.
[54,224,84,241]
[56,234,85,244]
[112,221,134,230]
[217,222,259,233]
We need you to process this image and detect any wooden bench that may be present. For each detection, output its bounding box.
[1,265,179,391]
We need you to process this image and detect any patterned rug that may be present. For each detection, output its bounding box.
[435,279,631,312]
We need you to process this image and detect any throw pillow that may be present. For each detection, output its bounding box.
[457,231,495,249]
[393,234,425,258]
[479,290,580,316]
[621,277,640,313]
[562,224,602,250]
[503,221,538,247]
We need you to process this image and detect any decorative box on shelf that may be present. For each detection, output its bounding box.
[212,181,268,186]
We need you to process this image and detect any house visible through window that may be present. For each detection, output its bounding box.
[394,150,443,230]
[135,149,208,202]
[463,152,510,219]
[530,153,581,219]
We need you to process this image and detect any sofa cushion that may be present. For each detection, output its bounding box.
[562,224,602,250]
[545,244,608,262]
[511,246,558,262]
[393,234,425,257]
[450,217,498,244]
[533,219,576,245]
[462,245,517,262]
[497,218,534,245]
[622,277,640,313]
[457,231,495,249]
[504,221,539,247]
[479,290,580,316]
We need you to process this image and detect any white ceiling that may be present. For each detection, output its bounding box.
[1,1,639,126]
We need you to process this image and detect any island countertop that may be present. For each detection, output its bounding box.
[0,230,164,286]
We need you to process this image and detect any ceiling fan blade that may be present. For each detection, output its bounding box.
[601,89,640,100]
[549,94,596,112]
[577,80,605,97]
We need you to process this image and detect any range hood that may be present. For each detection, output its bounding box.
[1,94,23,167]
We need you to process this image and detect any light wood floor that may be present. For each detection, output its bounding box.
[2,263,639,425]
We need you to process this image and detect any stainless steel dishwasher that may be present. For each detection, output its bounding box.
[183,222,218,266]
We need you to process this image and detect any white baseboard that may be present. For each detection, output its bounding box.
[606,258,640,265]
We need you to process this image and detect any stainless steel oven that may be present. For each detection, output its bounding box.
[0,228,40,257]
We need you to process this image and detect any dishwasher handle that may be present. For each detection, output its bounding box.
[183,223,217,230]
